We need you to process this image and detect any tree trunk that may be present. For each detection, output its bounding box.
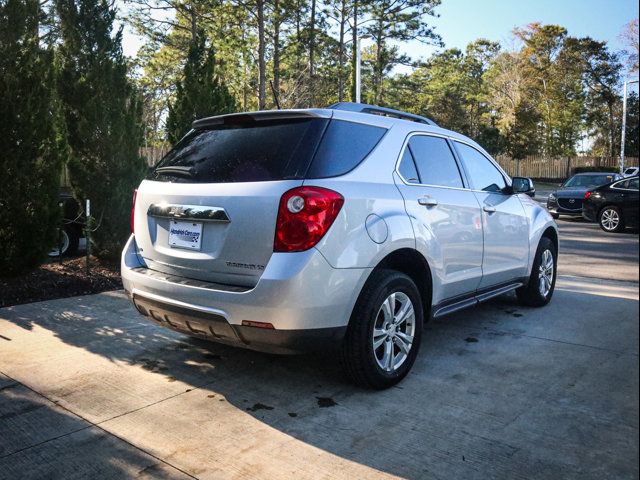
[295,0,301,73]
[350,0,358,102]
[337,0,346,102]
[189,5,197,42]
[373,10,384,104]
[257,0,266,109]
[273,0,281,100]
[309,0,317,107]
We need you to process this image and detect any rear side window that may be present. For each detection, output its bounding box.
[630,178,639,190]
[407,136,464,188]
[149,118,386,183]
[305,120,386,178]
[454,142,506,192]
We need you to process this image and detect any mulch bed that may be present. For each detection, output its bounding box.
[0,256,122,308]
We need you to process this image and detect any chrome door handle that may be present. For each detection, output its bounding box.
[418,196,438,207]
[483,206,497,213]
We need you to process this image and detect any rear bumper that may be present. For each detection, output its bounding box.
[121,236,368,354]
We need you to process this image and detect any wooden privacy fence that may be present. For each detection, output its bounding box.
[495,155,638,181]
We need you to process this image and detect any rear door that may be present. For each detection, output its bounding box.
[453,141,530,289]
[394,134,484,303]
[134,113,330,288]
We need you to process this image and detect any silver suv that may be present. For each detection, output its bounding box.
[122,103,558,389]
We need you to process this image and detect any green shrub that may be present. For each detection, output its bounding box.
[56,0,145,259]
[0,0,64,277]
[572,166,620,174]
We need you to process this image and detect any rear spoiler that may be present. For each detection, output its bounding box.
[192,109,332,129]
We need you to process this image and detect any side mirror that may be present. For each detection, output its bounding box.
[512,177,536,197]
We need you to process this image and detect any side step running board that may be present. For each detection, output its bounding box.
[432,282,524,319]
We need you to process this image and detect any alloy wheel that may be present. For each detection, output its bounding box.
[538,249,554,297]
[600,209,620,231]
[372,292,416,372]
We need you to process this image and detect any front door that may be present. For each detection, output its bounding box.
[453,141,530,289]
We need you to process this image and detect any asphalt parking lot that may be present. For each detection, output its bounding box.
[0,215,638,479]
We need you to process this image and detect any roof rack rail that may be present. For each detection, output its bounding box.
[327,102,438,127]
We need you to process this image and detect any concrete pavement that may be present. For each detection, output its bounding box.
[0,226,638,479]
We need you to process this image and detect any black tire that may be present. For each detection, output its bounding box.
[48,225,80,257]
[516,236,557,307]
[341,269,424,389]
[598,206,625,233]
[64,225,80,256]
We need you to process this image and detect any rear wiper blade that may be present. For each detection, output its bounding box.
[154,166,195,177]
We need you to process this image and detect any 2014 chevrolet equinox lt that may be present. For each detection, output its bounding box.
[122,102,559,389]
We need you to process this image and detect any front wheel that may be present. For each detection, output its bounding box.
[517,237,557,307]
[341,270,423,389]
[599,206,625,233]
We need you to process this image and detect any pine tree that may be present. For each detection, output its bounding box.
[0,0,64,276]
[166,31,237,144]
[55,0,145,259]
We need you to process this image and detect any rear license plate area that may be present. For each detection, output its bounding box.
[169,220,203,250]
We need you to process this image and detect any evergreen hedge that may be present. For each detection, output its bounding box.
[0,0,65,276]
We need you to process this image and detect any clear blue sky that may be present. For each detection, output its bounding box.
[395,0,639,63]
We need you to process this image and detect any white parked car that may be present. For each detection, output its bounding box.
[122,102,559,389]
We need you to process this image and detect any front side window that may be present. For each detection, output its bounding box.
[407,136,464,188]
[454,142,506,192]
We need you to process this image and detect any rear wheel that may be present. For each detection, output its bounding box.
[599,206,625,233]
[47,225,80,257]
[341,269,423,389]
[517,237,557,307]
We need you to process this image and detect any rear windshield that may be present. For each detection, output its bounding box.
[148,118,386,183]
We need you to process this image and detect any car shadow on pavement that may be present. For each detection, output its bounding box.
[0,284,638,479]
[0,376,191,478]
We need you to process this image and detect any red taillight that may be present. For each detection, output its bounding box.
[131,189,137,233]
[274,186,344,252]
[584,191,592,200]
